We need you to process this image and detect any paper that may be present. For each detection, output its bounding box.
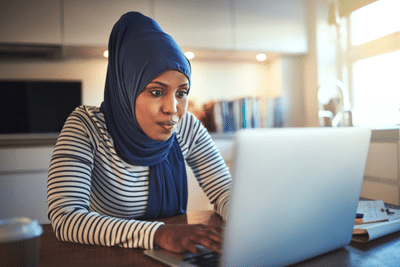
[354,200,388,224]
[352,201,400,242]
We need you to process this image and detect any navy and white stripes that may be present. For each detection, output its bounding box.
[47,106,231,249]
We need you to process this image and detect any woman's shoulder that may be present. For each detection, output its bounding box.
[71,105,100,115]
[67,105,108,134]
[69,105,104,123]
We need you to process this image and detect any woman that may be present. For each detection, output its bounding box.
[47,12,231,254]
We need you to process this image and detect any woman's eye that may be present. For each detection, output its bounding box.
[176,90,188,98]
[150,90,163,97]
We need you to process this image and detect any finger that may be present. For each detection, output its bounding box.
[193,226,224,243]
[194,236,222,253]
[181,238,201,254]
[202,230,223,244]
[202,225,225,234]
[209,226,225,236]
[185,225,224,252]
[215,226,225,234]
[191,224,223,234]
[187,231,222,253]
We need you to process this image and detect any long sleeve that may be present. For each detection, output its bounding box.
[47,107,232,250]
[47,106,164,249]
[177,113,232,221]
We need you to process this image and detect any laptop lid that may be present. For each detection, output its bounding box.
[144,127,371,267]
[220,127,371,266]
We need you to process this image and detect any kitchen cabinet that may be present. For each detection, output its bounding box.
[154,0,233,50]
[0,0,308,54]
[64,0,233,49]
[234,0,307,53]
[0,146,54,223]
[0,0,62,44]
[63,0,151,45]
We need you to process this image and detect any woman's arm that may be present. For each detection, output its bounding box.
[178,112,232,221]
[47,107,163,249]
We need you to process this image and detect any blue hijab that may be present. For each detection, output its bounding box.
[99,12,191,219]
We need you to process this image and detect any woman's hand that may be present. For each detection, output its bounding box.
[153,224,224,254]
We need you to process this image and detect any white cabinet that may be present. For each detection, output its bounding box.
[0,146,53,173]
[154,0,307,52]
[0,0,62,44]
[0,172,49,224]
[234,0,307,53]
[63,0,152,45]
[0,146,54,224]
[0,0,308,53]
[154,0,233,50]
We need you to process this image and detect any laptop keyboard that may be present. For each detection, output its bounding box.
[183,251,220,267]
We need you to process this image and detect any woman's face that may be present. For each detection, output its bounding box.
[135,70,189,141]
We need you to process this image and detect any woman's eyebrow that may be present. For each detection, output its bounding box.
[148,81,189,88]
[148,81,168,87]
[179,83,189,88]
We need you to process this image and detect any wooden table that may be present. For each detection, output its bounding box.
[39,210,400,267]
[39,211,221,267]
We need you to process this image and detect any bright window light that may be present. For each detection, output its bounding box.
[351,0,400,46]
[352,50,400,126]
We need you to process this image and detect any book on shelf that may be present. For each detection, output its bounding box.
[212,97,281,133]
[231,100,241,131]
[213,101,224,133]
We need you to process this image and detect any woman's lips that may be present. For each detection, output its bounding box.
[157,121,177,130]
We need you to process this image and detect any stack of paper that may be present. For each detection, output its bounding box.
[352,200,400,242]
[354,200,388,224]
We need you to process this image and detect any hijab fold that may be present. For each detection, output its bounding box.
[100,12,191,219]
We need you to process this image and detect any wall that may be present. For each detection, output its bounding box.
[190,59,279,105]
[303,0,340,127]
[0,57,279,107]
[280,56,306,127]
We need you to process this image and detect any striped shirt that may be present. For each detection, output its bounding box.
[47,106,231,249]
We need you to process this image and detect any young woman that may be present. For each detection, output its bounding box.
[47,12,231,254]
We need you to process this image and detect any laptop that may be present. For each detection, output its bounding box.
[144,127,372,267]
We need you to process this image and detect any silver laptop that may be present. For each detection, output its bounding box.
[144,127,371,267]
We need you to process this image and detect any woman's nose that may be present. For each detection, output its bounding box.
[162,94,178,114]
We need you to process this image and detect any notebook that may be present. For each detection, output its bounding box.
[144,127,372,267]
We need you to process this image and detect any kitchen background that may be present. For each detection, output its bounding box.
[2,0,399,223]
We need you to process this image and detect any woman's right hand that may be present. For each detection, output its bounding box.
[153,224,224,254]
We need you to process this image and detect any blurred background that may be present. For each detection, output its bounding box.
[1,0,399,222]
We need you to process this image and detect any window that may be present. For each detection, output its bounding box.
[352,50,400,125]
[351,0,400,46]
[347,0,400,126]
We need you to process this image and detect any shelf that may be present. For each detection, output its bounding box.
[0,133,58,147]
